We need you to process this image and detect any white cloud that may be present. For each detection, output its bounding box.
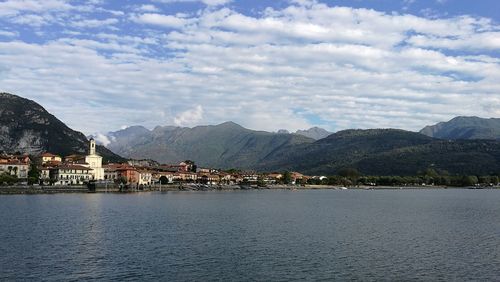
[72,18,119,28]
[132,13,188,28]
[0,2,499,134]
[93,132,112,146]
[0,0,72,16]
[137,4,160,12]
[0,30,18,37]
[154,0,232,6]
[174,105,204,127]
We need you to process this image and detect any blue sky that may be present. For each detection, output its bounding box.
[0,0,499,141]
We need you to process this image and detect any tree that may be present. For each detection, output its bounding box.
[0,173,18,185]
[462,175,478,187]
[491,176,499,186]
[159,176,169,185]
[337,168,360,179]
[282,171,292,184]
[28,164,40,184]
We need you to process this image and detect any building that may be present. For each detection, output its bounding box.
[0,154,30,179]
[50,165,93,185]
[116,165,139,185]
[38,165,53,185]
[84,138,104,180]
[138,170,153,186]
[103,164,120,182]
[41,153,62,164]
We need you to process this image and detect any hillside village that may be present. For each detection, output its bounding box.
[1,139,309,189]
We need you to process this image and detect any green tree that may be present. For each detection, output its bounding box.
[491,176,499,185]
[462,175,478,187]
[159,176,169,185]
[283,171,292,185]
[28,164,40,184]
[0,173,18,185]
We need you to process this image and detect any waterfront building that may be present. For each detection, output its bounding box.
[49,165,93,185]
[116,165,139,184]
[103,164,120,182]
[0,154,30,179]
[138,170,153,186]
[0,159,29,179]
[84,138,104,180]
[38,166,51,184]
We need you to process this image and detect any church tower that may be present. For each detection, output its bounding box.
[85,138,104,180]
[89,138,96,155]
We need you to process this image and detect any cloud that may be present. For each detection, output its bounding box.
[72,18,119,29]
[93,132,112,146]
[174,105,204,127]
[0,0,72,16]
[131,13,188,28]
[154,0,232,6]
[137,4,160,12]
[0,2,499,135]
[0,30,18,37]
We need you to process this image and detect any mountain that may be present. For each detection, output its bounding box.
[104,121,500,175]
[295,127,332,140]
[420,116,500,140]
[0,92,124,162]
[257,129,500,176]
[105,121,315,168]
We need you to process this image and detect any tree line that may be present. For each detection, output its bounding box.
[304,168,500,187]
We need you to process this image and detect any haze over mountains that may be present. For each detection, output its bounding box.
[2,92,500,175]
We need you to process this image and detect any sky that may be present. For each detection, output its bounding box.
[1,0,499,137]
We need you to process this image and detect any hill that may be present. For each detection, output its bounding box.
[420,116,500,140]
[257,129,500,176]
[105,121,315,168]
[0,92,124,162]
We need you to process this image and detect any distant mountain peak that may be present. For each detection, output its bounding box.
[420,116,500,140]
[295,127,331,140]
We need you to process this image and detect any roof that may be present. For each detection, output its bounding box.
[0,161,29,166]
[53,165,92,171]
[41,153,59,157]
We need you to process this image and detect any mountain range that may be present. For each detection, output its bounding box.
[2,92,500,175]
[0,92,124,163]
[420,116,500,140]
[104,122,315,168]
[102,117,500,175]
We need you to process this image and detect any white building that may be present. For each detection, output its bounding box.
[50,165,93,185]
[84,139,104,180]
[0,161,29,179]
[138,170,153,186]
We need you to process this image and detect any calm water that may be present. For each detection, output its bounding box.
[0,189,499,281]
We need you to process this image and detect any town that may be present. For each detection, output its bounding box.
[0,139,310,191]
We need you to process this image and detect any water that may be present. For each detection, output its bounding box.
[0,189,499,281]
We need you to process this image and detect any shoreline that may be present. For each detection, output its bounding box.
[0,184,498,195]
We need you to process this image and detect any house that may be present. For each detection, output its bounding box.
[103,164,121,182]
[116,165,139,184]
[138,170,153,186]
[153,172,174,184]
[0,154,30,179]
[41,153,62,164]
[50,165,93,185]
[198,174,220,185]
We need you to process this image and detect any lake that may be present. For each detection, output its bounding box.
[0,189,499,281]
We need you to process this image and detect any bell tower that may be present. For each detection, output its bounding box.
[89,138,96,155]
